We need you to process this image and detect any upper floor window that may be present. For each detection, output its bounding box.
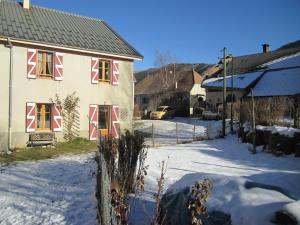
[38,51,53,78]
[36,103,52,130]
[99,59,111,82]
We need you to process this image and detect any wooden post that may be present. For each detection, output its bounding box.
[193,125,195,141]
[251,89,256,154]
[152,122,155,147]
[222,47,227,138]
[176,123,179,144]
[294,94,300,128]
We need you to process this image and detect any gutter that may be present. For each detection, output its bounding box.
[0,37,143,61]
[5,38,13,153]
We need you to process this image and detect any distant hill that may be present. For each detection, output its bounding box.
[277,39,300,50]
[134,63,211,84]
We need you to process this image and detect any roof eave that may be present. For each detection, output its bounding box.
[0,36,144,61]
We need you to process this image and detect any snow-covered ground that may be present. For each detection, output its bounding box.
[0,153,98,225]
[0,118,299,225]
[134,118,224,146]
[130,135,300,225]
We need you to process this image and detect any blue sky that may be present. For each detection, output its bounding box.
[31,0,300,71]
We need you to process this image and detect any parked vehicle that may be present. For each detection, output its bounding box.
[150,106,175,120]
[202,110,222,120]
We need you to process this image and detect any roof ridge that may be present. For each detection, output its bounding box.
[232,46,300,59]
[8,0,104,22]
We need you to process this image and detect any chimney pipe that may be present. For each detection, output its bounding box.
[262,44,270,53]
[23,0,30,9]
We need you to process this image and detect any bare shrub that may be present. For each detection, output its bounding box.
[240,96,288,125]
[97,131,148,225]
[153,160,168,225]
[227,101,240,121]
[187,179,213,225]
[134,104,141,118]
[50,92,80,141]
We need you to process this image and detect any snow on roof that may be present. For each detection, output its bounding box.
[249,67,300,97]
[202,71,263,89]
[261,52,300,69]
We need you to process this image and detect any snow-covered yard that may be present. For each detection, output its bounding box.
[0,118,299,225]
[133,118,224,146]
[0,153,98,225]
[130,135,300,225]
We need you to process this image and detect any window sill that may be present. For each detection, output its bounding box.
[38,75,53,80]
[99,80,111,84]
[35,129,52,132]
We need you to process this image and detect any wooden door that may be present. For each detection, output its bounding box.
[98,106,110,138]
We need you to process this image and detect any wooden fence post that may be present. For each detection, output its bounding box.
[193,125,195,141]
[251,89,256,154]
[152,123,155,147]
[176,123,179,144]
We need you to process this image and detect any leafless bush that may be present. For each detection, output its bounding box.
[134,104,141,118]
[97,131,149,225]
[240,96,289,125]
[187,179,213,225]
[153,160,168,225]
[227,101,240,121]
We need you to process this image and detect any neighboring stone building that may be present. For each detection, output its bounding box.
[135,64,208,117]
[0,0,143,151]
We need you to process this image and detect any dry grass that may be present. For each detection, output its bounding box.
[0,138,97,164]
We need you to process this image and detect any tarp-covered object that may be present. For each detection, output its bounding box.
[158,186,231,225]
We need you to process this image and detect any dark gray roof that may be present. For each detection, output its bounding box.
[0,0,143,59]
[211,46,300,78]
[248,68,300,97]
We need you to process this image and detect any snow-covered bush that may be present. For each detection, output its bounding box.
[240,122,300,155]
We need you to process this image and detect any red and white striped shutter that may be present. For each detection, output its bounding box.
[91,58,99,84]
[111,105,120,138]
[27,49,37,79]
[89,105,98,140]
[54,52,63,81]
[26,102,36,132]
[112,60,119,85]
[52,105,62,132]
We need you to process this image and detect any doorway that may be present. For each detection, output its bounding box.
[98,105,110,138]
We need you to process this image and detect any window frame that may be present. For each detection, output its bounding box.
[36,103,52,131]
[37,50,54,79]
[98,58,111,83]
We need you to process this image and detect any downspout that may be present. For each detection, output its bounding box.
[5,38,13,153]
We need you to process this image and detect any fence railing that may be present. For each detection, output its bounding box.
[134,122,208,147]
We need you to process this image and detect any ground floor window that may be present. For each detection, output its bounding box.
[36,103,52,130]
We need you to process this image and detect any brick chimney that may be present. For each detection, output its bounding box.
[262,44,270,53]
[23,0,30,9]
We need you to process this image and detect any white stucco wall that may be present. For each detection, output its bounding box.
[190,84,206,97]
[0,44,134,150]
[0,44,10,151]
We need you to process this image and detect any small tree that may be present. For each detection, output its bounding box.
[50,92,80,142]
[154,50,178,90]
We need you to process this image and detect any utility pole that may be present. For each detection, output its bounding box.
[222,47,227,138]
[230,57,234,133]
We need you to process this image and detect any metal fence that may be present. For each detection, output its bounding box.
[134,121,208,147]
